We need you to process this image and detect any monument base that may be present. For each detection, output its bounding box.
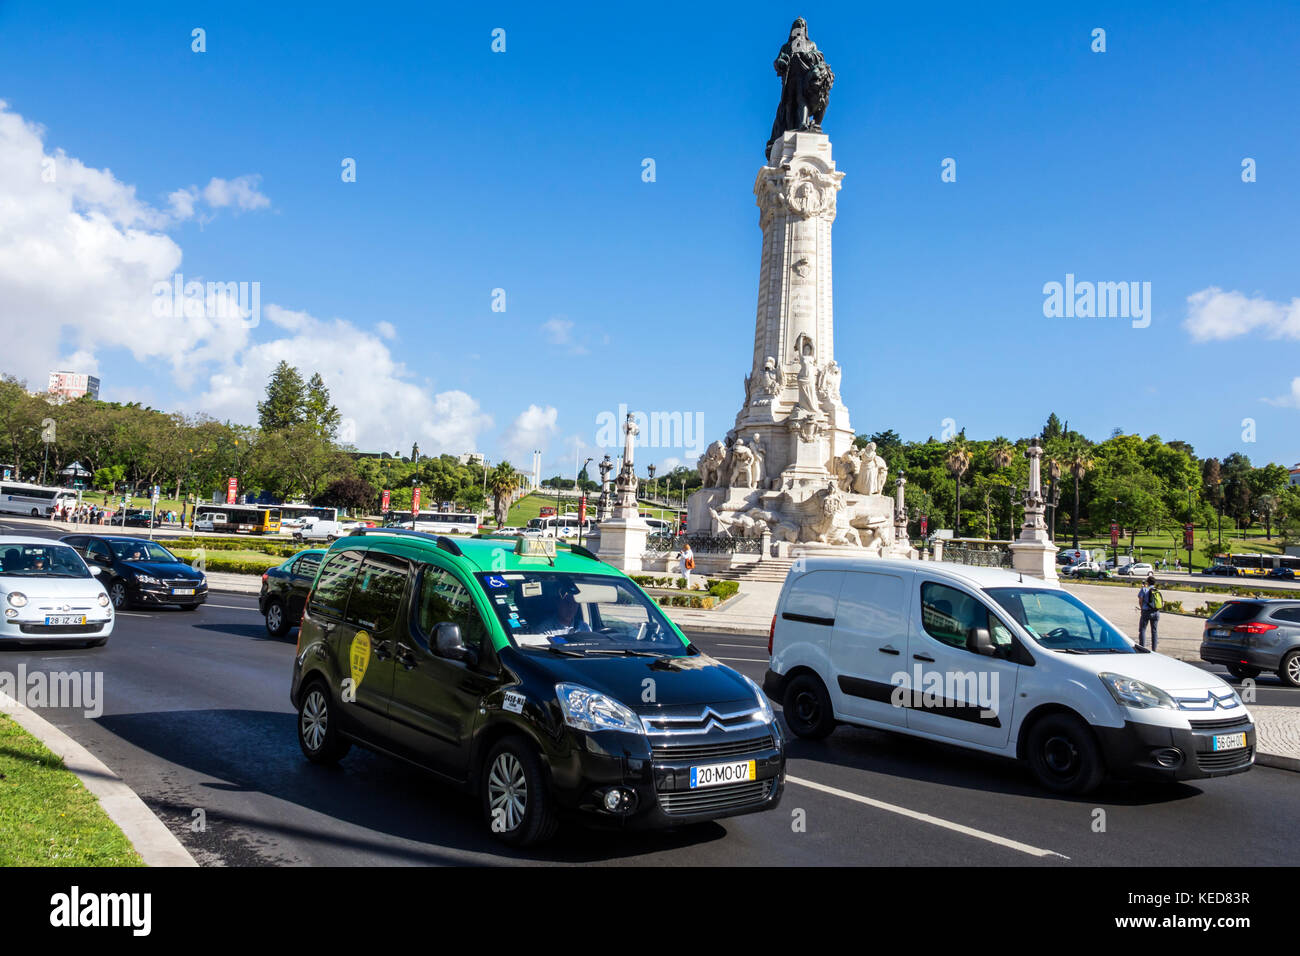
[596,516,652,573]
[1010,536,1059,582]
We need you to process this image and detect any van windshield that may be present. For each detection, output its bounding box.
[985,587,1135,653]
[477,571,688,656]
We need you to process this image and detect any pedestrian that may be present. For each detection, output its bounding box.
[1174,557,1181,572]
[1137,574,1161,652]
[679,541,696,591]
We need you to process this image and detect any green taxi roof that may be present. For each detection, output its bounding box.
[326,531,623,578]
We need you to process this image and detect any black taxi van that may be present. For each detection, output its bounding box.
[289,529,784,846]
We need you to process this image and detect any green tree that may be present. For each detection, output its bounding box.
[257,361,307,432]
[1064,437,1094,548]
[303,372,341,439]
[944,436,971,535]
[488,461,523,527]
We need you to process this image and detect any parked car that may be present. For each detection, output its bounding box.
[1199,599,1300,687]
[1065,562,1113,580]
[260,548,326,636]
[765,557,1254,793]
[60,534,208,610]
[1120,562,1155,577]
[0,537,114,646]
[290,530,785,845]
[292,518,344,543]
[1201,564,1241,577]
[110,508,162,528]
[1265,567,1296,580]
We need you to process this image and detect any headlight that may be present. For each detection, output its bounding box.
[740,672,775,723]
[1099,672,1176,710]
[555,683,644,734]
[6,592,27,608]
[136,574,160,585]
[97,593,110,607]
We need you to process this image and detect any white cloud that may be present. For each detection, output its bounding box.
[541,317,574,344]
[500,404,559,462]
[201,175,271,212]
[1184,287,1300,342]
[1263,377,1300,409]
[376,320,396,340]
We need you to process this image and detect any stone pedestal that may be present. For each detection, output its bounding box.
[596,515,652,573]
[1011,537,1059,582]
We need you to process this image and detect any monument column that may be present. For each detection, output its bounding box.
[1010,439,1059,581]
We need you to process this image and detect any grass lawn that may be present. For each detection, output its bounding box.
[1053,527,1288,571]
[0,716,143,866]
[505,491,682,528]
[169,548,283,572]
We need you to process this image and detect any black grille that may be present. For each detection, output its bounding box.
[18,622,105,635]
[1189,716,1252,731]
[651,733,774,762]
[658,779,774,816]
[1197,747,1253,772]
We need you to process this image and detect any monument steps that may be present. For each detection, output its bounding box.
[709,557,798,584]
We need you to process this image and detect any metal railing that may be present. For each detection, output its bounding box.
[644,532,762,554]
[940,542,1012,569]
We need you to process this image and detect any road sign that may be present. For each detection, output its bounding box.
[226,477,238,504]
[411,487,421,515]
[1184,523,1195,549]
[381,489,391,511]
[579,495,587,524]
[1110,522,1119,546]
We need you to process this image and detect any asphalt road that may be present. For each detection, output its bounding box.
[2,590,1298,867]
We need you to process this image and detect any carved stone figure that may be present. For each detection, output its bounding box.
[761,356,781,396]
[749,432,767,489]
[729,439,758,488]
[796,346,819,414]
[817,360,841,402]
[698,440,727,487]
[766,17,835,159]
[804,482,861,546]
[857,441,888,496]
[835,448,860,493]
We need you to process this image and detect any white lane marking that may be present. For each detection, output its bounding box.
[204,603,259,611]
[717,642,767,648]
[715,656,769,663]
[786,775,1069,860]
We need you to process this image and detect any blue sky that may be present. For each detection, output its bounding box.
[1,0,1297,476]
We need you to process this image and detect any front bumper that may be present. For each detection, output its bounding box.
[0,612,114,644]
[128,581,208,606]
[548,724,786,829]
[1093,717,1255,782]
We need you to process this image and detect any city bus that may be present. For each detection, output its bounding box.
[522,514,595,538]
[0,481,79,517]
[384,509,481,535]
[193,504,282,535]
[1222,552,1300,575]
[275,503,339,529]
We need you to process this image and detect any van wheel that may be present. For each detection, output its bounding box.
[1026,713,1105,794]
[297,681,351,764]
[782,674,836,740]
[264,598,289,637]
[1227,663,1261,680]
[482,737,558,847]
[1278,650,1300,689]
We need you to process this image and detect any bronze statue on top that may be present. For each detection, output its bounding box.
[766,17,835,160]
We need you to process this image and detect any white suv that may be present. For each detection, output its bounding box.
[764,557,1255,793]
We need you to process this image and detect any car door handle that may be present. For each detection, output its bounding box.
[395,643,417,670]
[373,643,393,662]
[878,647,901,655]
[913,654,935,663]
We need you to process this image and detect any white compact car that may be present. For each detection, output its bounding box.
[0,537,114,647]
[764,557,1254,793]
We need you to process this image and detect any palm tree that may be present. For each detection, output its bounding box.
[1047,455,1062,542]
[990,436,1014,538]
[1065,438,1094,548]
[487,462,522,528]
[944,437,971,535]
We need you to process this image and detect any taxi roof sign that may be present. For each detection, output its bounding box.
[514,536,557,559]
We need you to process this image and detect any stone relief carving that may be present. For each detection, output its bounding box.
[698,439,727,487]
[816,359,841,402]
[729,439,758,488]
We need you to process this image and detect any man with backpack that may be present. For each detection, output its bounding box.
[1137,574,1162,651]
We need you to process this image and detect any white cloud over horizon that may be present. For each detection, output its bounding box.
[1184,287,1300,343]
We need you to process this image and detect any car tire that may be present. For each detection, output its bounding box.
[264,597,289,637]
[1278,650,1300,689]
[482,736,558,847]
[1026,713,1106,795]
[1227,663,1261,680]
[297,680,350,764]
[108,580,129,610]
[782,673,837,740]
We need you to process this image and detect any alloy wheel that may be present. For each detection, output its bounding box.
[301,689,328,753]
[487,752,528,832]
[267,603,283,633]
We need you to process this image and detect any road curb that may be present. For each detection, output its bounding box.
[1255,752,1300,773]
[0,691,197,867]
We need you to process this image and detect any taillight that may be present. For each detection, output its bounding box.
[1233,622,1278,634]
[768,614,776,656]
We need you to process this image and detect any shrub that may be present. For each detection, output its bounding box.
[708,580,739,601]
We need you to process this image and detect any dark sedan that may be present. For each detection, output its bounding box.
[110,509,163,528]
[259,548,325,636]
[60,534,208,609]
[1200,564,1241,577]
[1266,567,1296,580]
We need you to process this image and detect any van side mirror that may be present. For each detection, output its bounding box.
[968,627,996,657]
[434,622,477,665]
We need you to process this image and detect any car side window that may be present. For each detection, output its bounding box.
[416,564,486,651]
[345,554,409,633]
[309,549,364,619]
[1271,607,1300,624]
[920,582,1001,652]
[294,553,322,580]
[87,540,112,564]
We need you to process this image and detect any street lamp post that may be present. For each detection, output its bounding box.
[577,456,593,548]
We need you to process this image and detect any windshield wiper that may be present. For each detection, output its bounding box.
[581,648,661,657]
[543,645,586,657]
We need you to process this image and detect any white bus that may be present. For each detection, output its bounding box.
[523,514,595,538]
[275,503,339,529]
[385,509,481,535]
[0,481,79,517]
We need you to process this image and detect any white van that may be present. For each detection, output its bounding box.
[764,557,1255,793]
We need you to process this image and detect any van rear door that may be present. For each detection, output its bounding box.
[828,569,911,728]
